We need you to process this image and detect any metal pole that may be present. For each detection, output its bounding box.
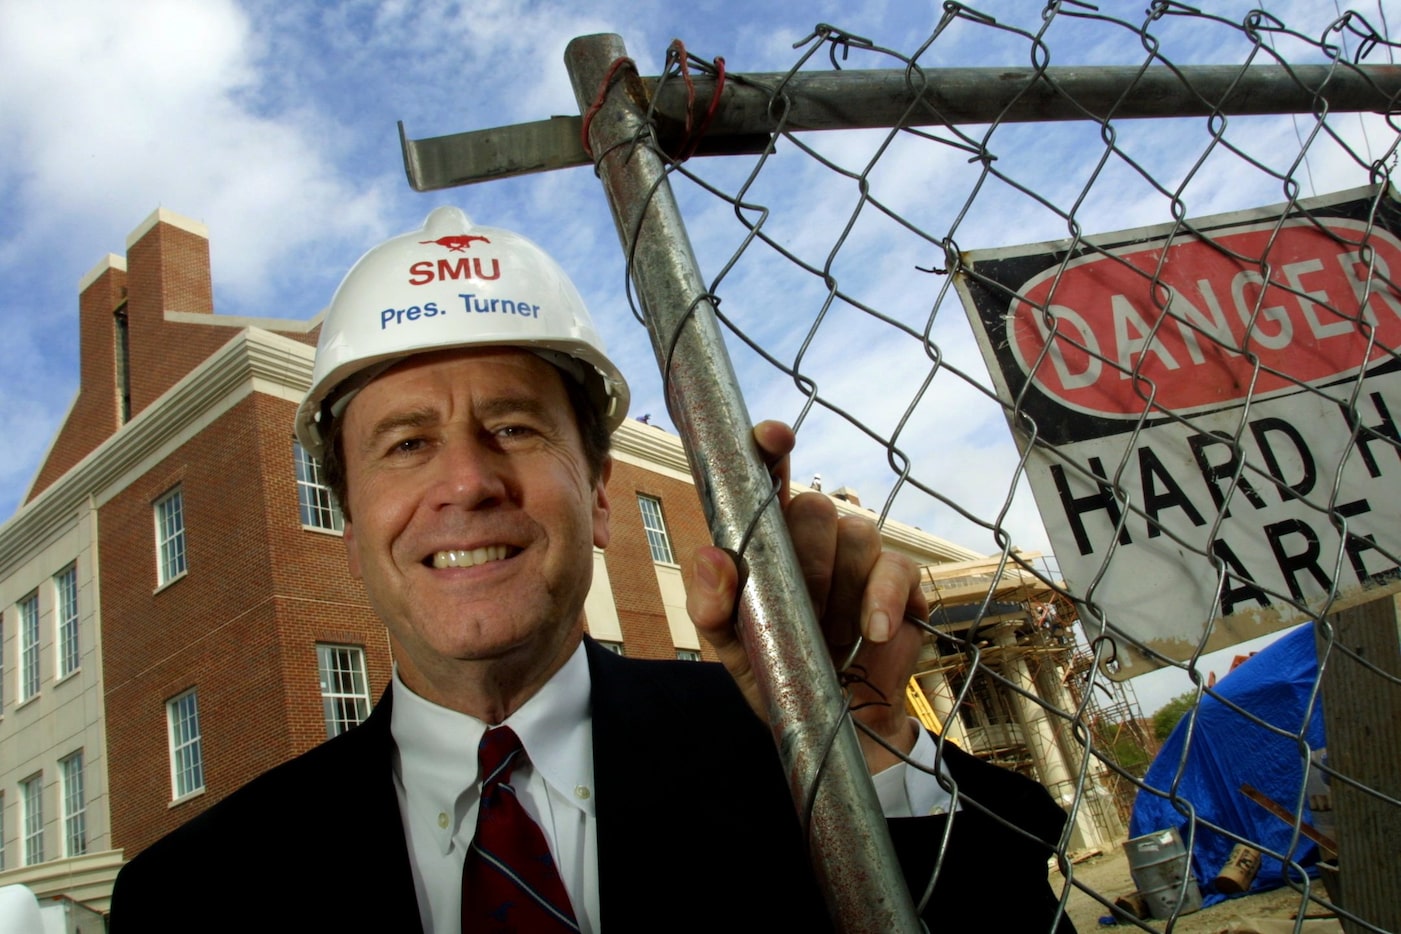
[646,63,1401,133]
[564,33,923,934]
[402,64,1401,191]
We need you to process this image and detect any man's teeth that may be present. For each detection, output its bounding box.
[432,546,509,569]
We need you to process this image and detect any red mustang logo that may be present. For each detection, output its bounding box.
[420,235,491,252]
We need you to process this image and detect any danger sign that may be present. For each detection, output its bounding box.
[955,186,1401,678]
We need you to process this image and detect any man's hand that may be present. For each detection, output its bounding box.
[686,421,929,774]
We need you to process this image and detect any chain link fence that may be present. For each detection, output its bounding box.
[410,2,1401,930]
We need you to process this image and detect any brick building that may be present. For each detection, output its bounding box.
[0,208,980,915]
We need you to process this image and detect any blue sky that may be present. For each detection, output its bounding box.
[2,0,1395,708]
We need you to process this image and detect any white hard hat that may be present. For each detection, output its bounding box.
[294,206,630,458]
[0,885,43,934]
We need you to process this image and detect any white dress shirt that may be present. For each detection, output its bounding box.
[390,642,955,933]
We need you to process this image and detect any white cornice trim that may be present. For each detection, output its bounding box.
[127,207,208,246]
[165,311,318,333]
[0,329,313,575]
[611,420,691,479]
[78,253,127,293]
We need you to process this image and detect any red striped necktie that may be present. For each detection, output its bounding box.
[461,726,580,932]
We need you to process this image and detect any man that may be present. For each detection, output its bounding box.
[110,207,1074,931]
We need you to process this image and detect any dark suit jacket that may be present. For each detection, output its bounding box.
[111,639,1075,931]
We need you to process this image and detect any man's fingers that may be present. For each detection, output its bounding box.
[686,546,760,712]
[859,550,926,644]
[687,546,740,643]
[787,494,919,648]
[823,513,883,647]
[689,418,930,770]
[752,420,795,507]
[785,492,839,621]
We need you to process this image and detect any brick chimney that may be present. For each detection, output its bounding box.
[79,254,129,432]
[123,209,213,416]
[25,209,215,502]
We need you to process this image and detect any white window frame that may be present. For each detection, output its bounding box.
[294,442,345,532]
[154,487,188,586]
[637,494,676,565]
[316,644,370,738]
[597,640,625,656]
[19,591,40,703]
[20,773,43,865]
[55,564,79,679]
[0,791,7,870]
[60,750,86,857]
[167,689,205,800]
[676,649,702,661]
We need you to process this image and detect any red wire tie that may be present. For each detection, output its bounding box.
[667,40,697,144]
[666,38,726,162]
[579,44,726,165]
[580,56,636,160]
[679,54,725,161]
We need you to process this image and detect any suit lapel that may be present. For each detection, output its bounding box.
[342,688,429,931]
[585,638,653,928]
[586,640,722,929]
[583,638,833,932]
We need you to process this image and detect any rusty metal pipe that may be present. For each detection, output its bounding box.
[564,32,923,934]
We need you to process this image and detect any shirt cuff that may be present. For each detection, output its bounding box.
[871,721,958,818]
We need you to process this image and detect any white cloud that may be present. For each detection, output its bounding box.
[0,0,391,317]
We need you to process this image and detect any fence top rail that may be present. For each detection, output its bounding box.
[401,58,1401,191]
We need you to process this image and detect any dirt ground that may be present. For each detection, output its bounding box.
[1052,843,1341,933]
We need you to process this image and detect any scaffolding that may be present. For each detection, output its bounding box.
[908,554,1149,851]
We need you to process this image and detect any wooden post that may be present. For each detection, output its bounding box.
[1319,596,1401,932]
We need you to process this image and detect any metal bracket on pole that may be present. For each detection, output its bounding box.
[562,33,922,933]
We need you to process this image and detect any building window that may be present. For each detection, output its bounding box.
[20,773,43,865]
[0,791,6,870]
[637,495,675,564]
[295,442,344,532]
[60,751,86,857]
[316,644,369,738]
[155,487,188,585]
[55,564,79,678]
[19,591,40,702]
[597,640,625,656]
[167,690,204,799]
[676,649,701,662]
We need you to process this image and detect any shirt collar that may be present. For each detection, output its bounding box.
[390,641,595,854]
[505,643,594,811]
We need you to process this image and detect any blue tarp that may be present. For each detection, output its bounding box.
[1129,623,1327,905]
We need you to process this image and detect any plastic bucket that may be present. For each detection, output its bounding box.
[1124,828,1203,919]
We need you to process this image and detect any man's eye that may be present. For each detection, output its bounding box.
[495,424,536,440]
[391,437,427,455]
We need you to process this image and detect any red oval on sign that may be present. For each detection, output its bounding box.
[1005,217,1401,418]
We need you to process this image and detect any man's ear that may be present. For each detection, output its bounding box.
[592,455,613,549]
[343,520,362,579]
